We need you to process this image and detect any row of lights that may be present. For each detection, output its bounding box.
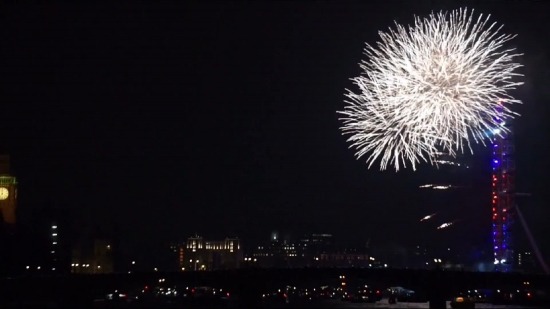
[51,225,58,256]
[71,263,101,269]
[25,265,56,271]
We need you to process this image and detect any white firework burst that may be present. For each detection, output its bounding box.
[339,8,523,171]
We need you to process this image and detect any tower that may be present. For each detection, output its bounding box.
[0,155,17,226]
[491,108,514,272]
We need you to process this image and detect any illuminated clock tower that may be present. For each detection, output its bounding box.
[0,155,17,226]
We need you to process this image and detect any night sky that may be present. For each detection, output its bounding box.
[1,1,549,263]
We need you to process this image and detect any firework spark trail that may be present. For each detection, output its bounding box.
[420,213,437,221]
[339,8,523,171]
[437,221,455,230]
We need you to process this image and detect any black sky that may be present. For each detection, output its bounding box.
[1,1,549,262]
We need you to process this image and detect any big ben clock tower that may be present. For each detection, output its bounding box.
[0,155,17,226]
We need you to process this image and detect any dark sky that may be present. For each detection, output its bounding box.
[1,1,549,263]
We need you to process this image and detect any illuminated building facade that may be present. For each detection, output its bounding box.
[0,155,17,227]
[491,106,515,272]
[180,235,242,271]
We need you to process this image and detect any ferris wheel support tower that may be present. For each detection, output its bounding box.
[491,107,515,272]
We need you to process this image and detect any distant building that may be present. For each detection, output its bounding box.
[71,239,114,274]
[250,232,371,268]
[251,237,307,268]
[178,235,242,271]
[410,245,430,269]
[318,248,370,268]
[301,233,334,266]
[18,203,78,275]
[22,220,71,274]
[515,251,537,273]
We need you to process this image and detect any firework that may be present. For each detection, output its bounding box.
[420,213,436,222]
[437,222,455,230]
[419,184,455,189]
[339,8,523,171]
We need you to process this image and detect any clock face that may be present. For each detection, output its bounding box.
[0,187,8,200]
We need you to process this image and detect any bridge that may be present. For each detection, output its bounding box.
[1,268,549,308]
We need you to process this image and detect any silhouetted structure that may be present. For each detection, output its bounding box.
[71,238,114,274]
[18,203,76,275]
[0,154,18,276]
[0,154,17,227]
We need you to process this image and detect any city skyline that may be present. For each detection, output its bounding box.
[1,1,550,268]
